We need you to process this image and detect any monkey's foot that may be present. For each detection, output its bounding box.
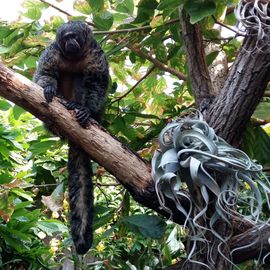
[44,85,57,103]
[75,107,91,126]
[61,100,81,110]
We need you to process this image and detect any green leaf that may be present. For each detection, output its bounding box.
[23,0,48,9]
[0,174,13,185]
[23,7,42,20]
[88,0,104,11]
[184,1,217,24]
[14,201,33,210]
[224,10,237,26]
[93,212,114,230]
[29,139,57,155]
[155,44,167,62]
[4,227,32,242]
[11,188,33,202]
[157,0,183,10]
[93,11,114,30]
[37,220,68,236]
[116,0,134,15]
[0,139,10,159]
[133,0,158,24]
[0,225,27,253]
[122,214,166,239]
[0,99,12,111]
[12,105,26,120]
[0,26,13,40]
[253,101,270,120]
[73,0,91,14]
[50,16,65,29]
[243,125,270,166]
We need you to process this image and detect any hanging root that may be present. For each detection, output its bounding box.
[235,0,270,51]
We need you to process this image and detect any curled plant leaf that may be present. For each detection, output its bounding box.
[152,110,270,267]
[235,0,270,51]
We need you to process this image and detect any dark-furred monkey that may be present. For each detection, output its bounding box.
[34,21,109,254]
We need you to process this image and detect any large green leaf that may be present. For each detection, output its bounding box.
[74,0,91,14]
[23,7,42,20]
[133,0,158,24]
[29,139,58,155]
[37,220,68,236]
[88,0,104,11]
[0,99,12,111]
[122,214,166,239]
[243,125,270,166]
[11,188,33,202]
[184,1,217,24]
[253,101,270,120]
[116,0,134,15]
[157,0,183,10]
[93,11,114,30]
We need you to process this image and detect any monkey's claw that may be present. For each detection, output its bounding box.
[61,100,80,110]
[44,85,57,103]
[75,107,91,126]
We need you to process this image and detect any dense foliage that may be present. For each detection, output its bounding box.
[0,0,269,269]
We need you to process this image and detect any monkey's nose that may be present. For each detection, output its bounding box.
[65,40,80,54]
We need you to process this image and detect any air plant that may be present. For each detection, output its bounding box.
[235,0,270,51]
[152,110,270,269]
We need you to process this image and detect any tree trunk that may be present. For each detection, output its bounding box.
[206,37,270,147]
[179,10,270,269]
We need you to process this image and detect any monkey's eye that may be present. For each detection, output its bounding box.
[63,33,77,42]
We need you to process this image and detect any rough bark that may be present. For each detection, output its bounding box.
[180,11,215,108]
[181,12,230,270]
[231,225,270,264]
[180,10,270,270]
[206,36,270,147]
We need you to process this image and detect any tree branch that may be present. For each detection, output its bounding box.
[206,36,270,147]
[38,0,178,35]
[110,65,155,105]
[0,62,188,226]
[180,10,215,108]
[128,44,187,81]
[0,63,268,264]
[38,0,96,27]
[93,19,179,35]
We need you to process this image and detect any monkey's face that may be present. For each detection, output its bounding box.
[56,21,92,60]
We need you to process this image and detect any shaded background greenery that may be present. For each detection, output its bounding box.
[0,0,269,269]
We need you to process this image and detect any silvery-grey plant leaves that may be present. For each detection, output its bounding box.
[152,110,270,269]
[235,0,270,52]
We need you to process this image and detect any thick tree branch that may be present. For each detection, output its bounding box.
[180,11,215,108]
[0,63,269,264]
[206,36,270,147]
[0,63,188,226]
[231,225,270,264]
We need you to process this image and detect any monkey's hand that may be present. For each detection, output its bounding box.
[61,100,91,126]
[44,85,57,103]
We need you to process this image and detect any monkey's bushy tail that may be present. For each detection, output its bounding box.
[68,142,94,255]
